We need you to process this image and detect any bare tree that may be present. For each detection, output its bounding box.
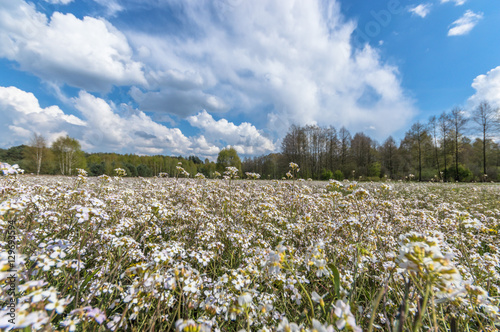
[449,107,469,181]
[29,133,47,175]
[380,136,397,178]
[338,126,351,171]
[472,101,500,178]
[405,122,428,181]
[428,116,440,177]
[326,126,338,172]
[439,112,451,181]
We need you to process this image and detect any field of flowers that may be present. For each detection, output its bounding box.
[1,166,499,331]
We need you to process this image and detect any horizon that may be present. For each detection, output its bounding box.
[1,0,499,160]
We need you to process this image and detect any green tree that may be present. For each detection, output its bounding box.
[137,164,152,177]
[333,170,344,181]
[123,163,138,177]
[216,147,242,173]
[320,169,333,180]
[51,136,85,175]
[89,162,106,176]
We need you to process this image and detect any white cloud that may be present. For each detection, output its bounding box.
[468,66,500,108]
[1,0,418,153]
[44,0,74,4]
[0,86,85,147]
[0,86,245,158]
[0,0,146,91]
[188,110,275,155]
[91,0,124,16]
[130,87,228,116]
[409,4,432,18]
[190,136,221,157]
[448,10,483,36]
[73,91,191,154]
[126,0,415,140]
[440,0,466,6]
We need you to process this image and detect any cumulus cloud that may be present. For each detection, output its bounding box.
[440,0,466,5]
[1,0,418,154]
[73,91,192,154]
[0,86,245,158]
[130,87,228,116]
[0,0,146,91]
[127,0,415,140]
[190,136,221,157]
[188,110,275,155]
[448,10,483,36]
[409,4,432,18]
[0,86,85,147]
[468,66,500,108]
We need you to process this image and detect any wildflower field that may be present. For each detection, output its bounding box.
[1,168,499,331]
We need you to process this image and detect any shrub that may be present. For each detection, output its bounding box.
[333,170,344,181]
[320,169,334,180]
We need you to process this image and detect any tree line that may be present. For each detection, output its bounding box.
[1,135,243,178]
[1,101,498,181]
[243,101,500,182]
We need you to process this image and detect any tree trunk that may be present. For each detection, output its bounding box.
[483,129,487,179]
[443,140,447,182]
[455,135,459,181]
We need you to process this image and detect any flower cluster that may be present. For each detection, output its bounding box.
[0,171,498,331]
[0,162,24,176]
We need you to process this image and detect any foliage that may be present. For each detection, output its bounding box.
[216,147,242,173]
[368,162,381,178]
[320,169,333,180]
[333,170,344,181]
[88,162,106,176]
[444,164,473,182]
[137,164,152,177]
[51,135,86,175]
[123,163,138,177]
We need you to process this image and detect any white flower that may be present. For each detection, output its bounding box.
[314,259,331,277]
[311,291,326,307]
[175,319,211,332]
[334,300,361,331]
[183,280,198,293]
[60,317,80,331]
[312,319,334,332]
[276,317,300,331]
[45,296,68,314]
[0,310,48,330]
[237,292,253,307]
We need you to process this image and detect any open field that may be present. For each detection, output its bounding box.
[1,174,499,331]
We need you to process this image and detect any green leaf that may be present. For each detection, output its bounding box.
[80,267,101,293]
[330,264,341,298]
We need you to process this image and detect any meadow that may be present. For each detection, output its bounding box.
[0,165,499,331]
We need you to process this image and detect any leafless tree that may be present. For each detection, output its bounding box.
[428,116,440,176]
[405,122,428,181]
[338,126,351,171]
[449,107,469,181]
[471,101,500,178]
[29,133,47,175]
[438,112,451,181]
[380,136,397,178]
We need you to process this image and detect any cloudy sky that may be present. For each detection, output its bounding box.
[1,0,499,159]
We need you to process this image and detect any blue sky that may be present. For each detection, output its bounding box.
[1,0,499,159]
